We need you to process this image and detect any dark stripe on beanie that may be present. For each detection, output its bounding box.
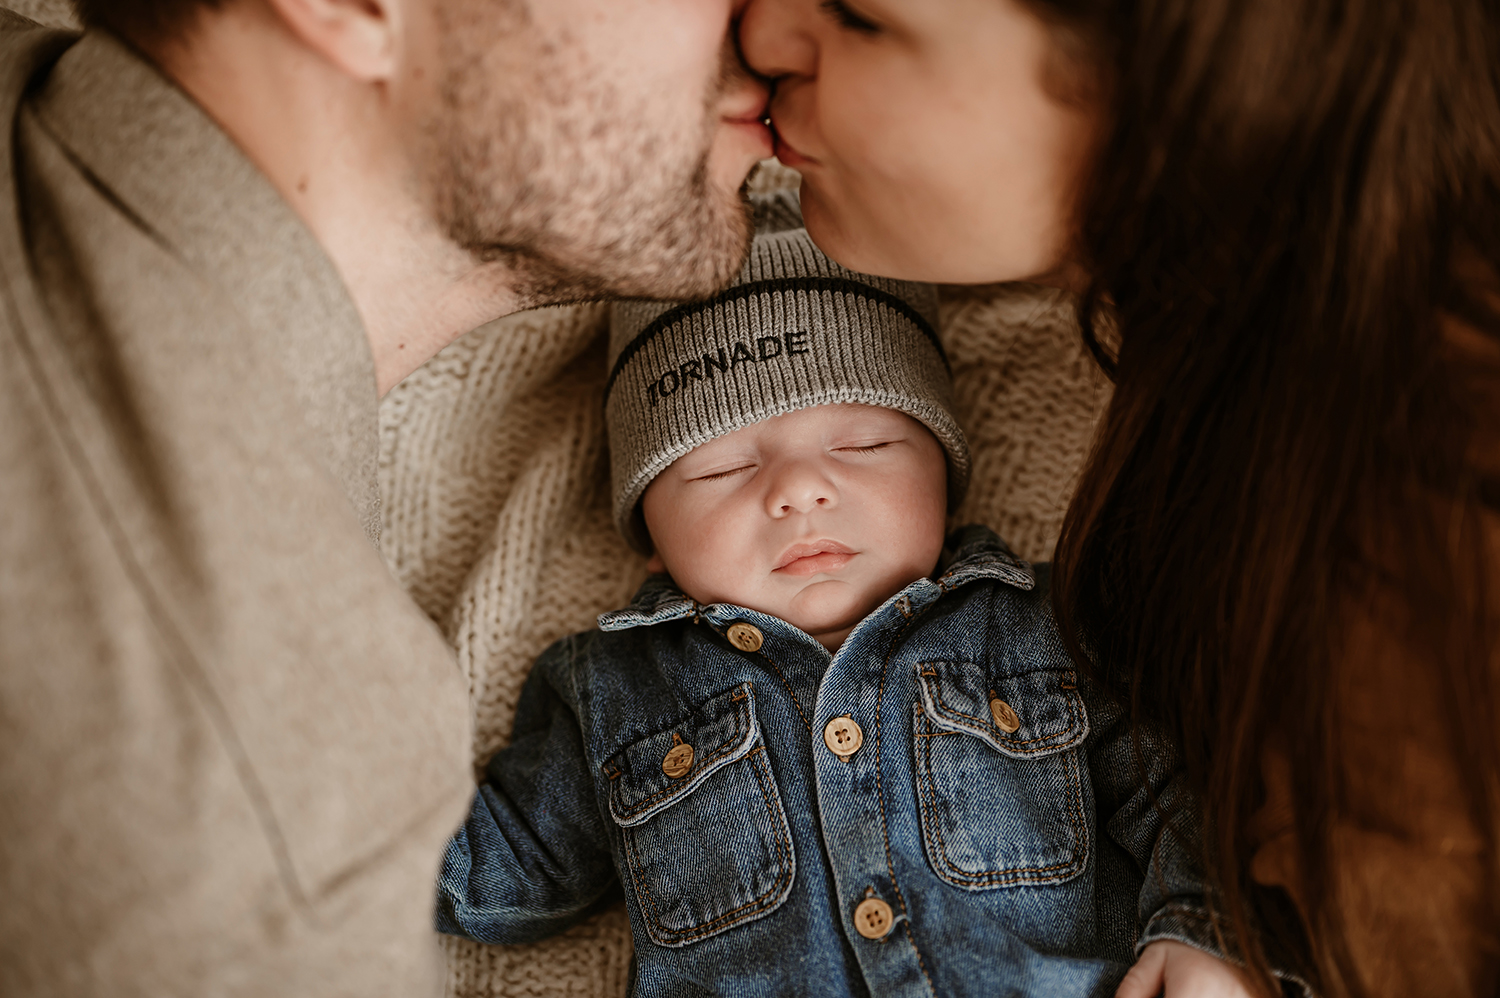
[603,276,950,405]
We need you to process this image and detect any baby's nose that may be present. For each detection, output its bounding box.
[767,463,837,516]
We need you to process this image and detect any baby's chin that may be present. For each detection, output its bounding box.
[686,578,887,647]
[777,581,883,645]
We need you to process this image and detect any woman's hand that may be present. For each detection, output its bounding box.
[1117,941,1255,998]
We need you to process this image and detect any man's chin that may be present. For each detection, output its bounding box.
[456,158,756,309]
[534,192,753,305]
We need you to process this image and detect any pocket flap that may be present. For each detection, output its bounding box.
[916,661,1087,757]
[606,683,760,827]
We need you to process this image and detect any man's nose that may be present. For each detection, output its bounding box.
[766,460,838,516]
[718,32,773,120]
[738,0,818,83]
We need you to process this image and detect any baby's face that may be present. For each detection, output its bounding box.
[642,404,948,650]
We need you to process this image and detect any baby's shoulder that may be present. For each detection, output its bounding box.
[532,623,649,677]
[530,620,698,704]
[904,547,1068,671]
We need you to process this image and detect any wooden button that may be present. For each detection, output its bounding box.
[853,897,894,939]
[726,622,764,653]
[989,696,1020,734]
[822,716,863,760]
[662,734,694,779]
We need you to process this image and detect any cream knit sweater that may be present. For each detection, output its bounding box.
[379,165,1109,997]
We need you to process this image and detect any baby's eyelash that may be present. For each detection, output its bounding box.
[820,0,880,34]
[692,466,755,482]
[839,443,893,454]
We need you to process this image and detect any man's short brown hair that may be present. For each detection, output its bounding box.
[72,0,223,43]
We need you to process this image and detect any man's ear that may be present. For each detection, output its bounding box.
[262,0,400,81]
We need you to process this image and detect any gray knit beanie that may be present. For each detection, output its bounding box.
[606,193,969,553]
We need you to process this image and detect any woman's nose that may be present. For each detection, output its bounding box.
[766,460,839,516]
[738,0,818,81]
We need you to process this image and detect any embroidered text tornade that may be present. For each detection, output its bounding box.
[646,330,811,407]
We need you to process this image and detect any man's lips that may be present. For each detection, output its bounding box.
[774,540,856,575]
[723,114,775,160]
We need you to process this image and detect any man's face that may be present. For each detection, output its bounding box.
[641,405,949,651]
[415,0,774,304]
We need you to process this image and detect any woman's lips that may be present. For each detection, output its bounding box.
[770,122,816,169]
[775,540,856,576]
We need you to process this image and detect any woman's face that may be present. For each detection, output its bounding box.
[739,0,1102,285]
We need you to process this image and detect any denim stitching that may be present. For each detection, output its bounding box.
[704,620,813,738]
[626,744,796,947]
[916,713,1086,885]
[913,706,1089,887]
[873,613,939,998]
[747,647,813,738]
[918,666,1084,753]
[970,717,1086,884]
[922,664,1081,744]
[610,690,754,820]
[933,685,1078,749]
[628,751,792,943]
[625,748,783,942]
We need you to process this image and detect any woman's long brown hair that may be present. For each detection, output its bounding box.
[1032,0,1500,992]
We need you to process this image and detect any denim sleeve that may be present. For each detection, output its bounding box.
[435,640,620,945]
[1087,688,1313,997]
[1084,684,1225,956]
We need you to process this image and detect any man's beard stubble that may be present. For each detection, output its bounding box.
[424,2,756,308]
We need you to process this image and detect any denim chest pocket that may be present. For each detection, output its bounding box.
[604,682,795,947]
[913,660,1091,890]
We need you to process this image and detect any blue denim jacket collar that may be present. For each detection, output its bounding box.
[597,525,1036,635]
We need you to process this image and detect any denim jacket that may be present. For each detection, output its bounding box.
[437,526,1225,997]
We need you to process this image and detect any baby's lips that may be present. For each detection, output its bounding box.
[776,551,856,577]
[773,538,857,573]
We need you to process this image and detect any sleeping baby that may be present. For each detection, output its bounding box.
[435,201,1249,998]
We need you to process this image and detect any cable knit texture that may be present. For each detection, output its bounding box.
[379,165,1110,996]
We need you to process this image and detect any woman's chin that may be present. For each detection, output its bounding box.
[794,185,851,261]
[798,185,957,283]
[800,175,1077,286]
[798,195,898,279]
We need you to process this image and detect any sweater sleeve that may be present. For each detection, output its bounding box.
[436,637,621,945]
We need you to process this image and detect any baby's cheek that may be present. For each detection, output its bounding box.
[677,544,767,610]
[888,502,947,567]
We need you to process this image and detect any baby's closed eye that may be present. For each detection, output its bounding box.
[690,464,758,482]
